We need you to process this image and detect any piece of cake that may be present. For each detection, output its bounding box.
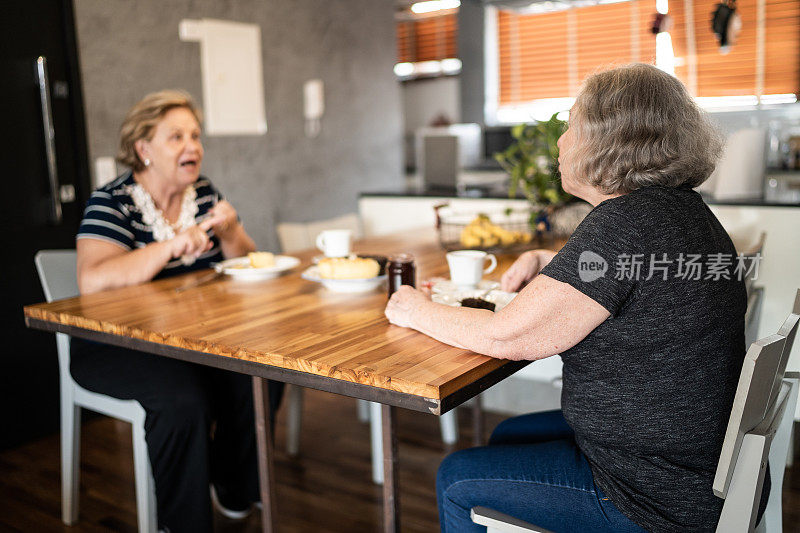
[318,256,380,280]
[248,251,275,268]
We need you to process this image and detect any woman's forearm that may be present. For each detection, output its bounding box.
[407,300,548,360]
[401,278,582,361]
[410,300,495,352]
[218,224,256,258]
[78,240,174,294]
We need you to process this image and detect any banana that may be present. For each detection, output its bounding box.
[458,215,531,249]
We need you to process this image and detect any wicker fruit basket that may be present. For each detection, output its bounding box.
[434,204,536,253]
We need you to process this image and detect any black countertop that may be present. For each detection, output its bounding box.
[359,186,800,208]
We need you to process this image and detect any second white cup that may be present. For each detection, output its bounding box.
[446,250,497,288]
[316,229,352,257]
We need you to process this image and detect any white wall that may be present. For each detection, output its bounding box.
[402,76,461,134]
[401,77,461,169]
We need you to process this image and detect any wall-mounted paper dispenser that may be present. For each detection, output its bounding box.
[304,79,324,138]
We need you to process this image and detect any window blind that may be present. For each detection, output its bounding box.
[497,0,798,106]
[765,0,800,95]
[396,13,458,64]
[669,0,798,97]
[497,1,657,106]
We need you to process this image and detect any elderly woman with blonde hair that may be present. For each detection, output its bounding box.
[386,64,758,532]
[72,90,281,532]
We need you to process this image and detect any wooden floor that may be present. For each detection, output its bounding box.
[1,387,799,532]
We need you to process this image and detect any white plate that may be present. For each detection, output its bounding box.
[217,255,301,281]
[431,282,517,312]
[302,266,386,293]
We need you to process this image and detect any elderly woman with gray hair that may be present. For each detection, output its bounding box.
[386,64,757,532]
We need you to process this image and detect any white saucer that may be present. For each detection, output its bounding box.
[432,279,500,294]
[432,285,517,311]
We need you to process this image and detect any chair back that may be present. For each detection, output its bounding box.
[714,333,787,498]
[34,250,79,382]
[771,291,800,406]
[714,289,800,499]
[277,213,362,254]
[35,250,79,303]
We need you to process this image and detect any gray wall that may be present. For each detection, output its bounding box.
[74,0,403,252]
[458,0,486,126]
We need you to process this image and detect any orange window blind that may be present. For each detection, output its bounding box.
[498,9,571,103]
[764,0,800,95]
[575,1,657,82]
[497,1,658,106]
[695,0,758,96]
[396,13,458,64]
[667,0,798,97]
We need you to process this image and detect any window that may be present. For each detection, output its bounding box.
[672,0,799,101]
[492,0,799,122]
[495,0,657,120]
[487,0,800,122]
[395,12,460,78]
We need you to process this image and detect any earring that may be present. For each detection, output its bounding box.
[144,158,151,167]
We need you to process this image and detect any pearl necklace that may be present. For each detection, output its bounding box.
[130,183,199,265]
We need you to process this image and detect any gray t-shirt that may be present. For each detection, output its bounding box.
[540,186,750,532]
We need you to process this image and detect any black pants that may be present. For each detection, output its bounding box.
[70,338,284,533]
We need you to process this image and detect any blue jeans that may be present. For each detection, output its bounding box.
[436,410,646,533]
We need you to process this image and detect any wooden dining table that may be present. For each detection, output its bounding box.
[23,228,548,533]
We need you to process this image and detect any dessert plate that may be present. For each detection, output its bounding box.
[217,255,300,281]
[302,266,386,293]
[431,280,517,311]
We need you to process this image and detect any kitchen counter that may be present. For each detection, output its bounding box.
[360,184,800,208]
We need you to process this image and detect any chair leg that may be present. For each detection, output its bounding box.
[440,409,459,445]
[286,385,304,457]
[61,400,80,525]
[472,394,485,446]
[132,420,156,533]
[356,399,370,423]
[764,381,799,533]
[369,402,384,485]
[146,468,157,533]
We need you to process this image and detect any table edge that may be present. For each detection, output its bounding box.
[25,315,529,415]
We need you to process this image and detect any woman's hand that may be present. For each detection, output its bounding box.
[206,200,240,241]
[385,285,431,329]
[170,220,214,259]
[202,200,257,259]
[501,250,555,292]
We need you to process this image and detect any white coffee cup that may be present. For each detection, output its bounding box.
[446,250,497,288]
[316,229,352,257]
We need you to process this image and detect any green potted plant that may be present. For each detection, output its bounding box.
[494,113,574,234]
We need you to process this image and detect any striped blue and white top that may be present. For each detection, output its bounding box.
[77,172,225,279]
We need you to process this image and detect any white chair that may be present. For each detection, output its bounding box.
[276,212,364,255]
[472,290,800,533]
[736,232,766,348]
[276,214,460,485]
[35,250,157,533]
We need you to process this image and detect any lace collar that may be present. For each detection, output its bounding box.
[129,182,199,264]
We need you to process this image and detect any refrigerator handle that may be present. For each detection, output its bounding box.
[35,56,62,224]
